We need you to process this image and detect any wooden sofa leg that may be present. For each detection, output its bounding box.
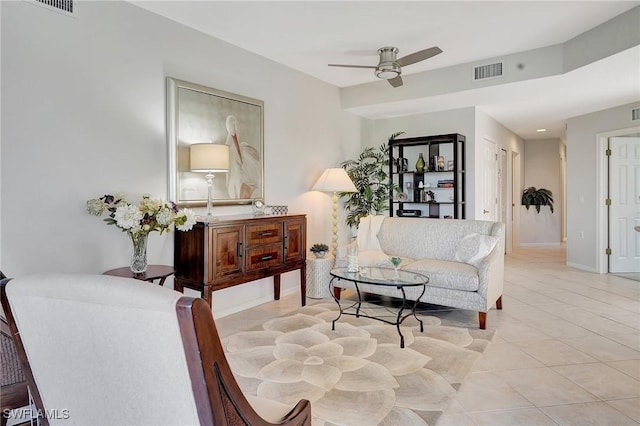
[496,295,503,310]
[478,312,486,330]
[333,287,341,300]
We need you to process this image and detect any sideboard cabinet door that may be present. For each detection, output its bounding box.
[284,218,306,263]
[212,225,244,281]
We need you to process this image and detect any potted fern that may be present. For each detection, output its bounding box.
[521,187,554,213]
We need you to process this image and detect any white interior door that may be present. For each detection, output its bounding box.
[609,137,640,273]
[481,138,499,221]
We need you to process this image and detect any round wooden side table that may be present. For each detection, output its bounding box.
[103,265,175,286]
[306,255,334,299]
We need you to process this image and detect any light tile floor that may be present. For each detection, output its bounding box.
[217,245,640,425]
[439,246,640,426]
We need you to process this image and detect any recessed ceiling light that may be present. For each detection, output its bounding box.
[536,128,547,132]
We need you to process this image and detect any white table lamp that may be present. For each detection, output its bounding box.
[312,167,357,257]
[190,143,230,216]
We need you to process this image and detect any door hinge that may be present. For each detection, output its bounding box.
[605,148,612,156]
[605,198,611,206]
[605,248,612,255]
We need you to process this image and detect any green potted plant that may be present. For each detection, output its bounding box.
[310,243,329,258]
[339,132,404,228]
[521,187,554,213]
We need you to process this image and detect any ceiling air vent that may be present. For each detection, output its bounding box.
[28,0,75,16]
[632,107,640,121]
[473,62,503,81]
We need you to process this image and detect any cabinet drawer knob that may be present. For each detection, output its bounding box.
[258,231,275,237]
[260,255,273,261]
[237,242,243,257]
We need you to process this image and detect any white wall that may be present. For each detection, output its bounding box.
[0,1,362,316]
[475,109,525,251]
[566,101,640,271]
[519,138,562,245]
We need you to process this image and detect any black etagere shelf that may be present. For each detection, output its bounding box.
[388,133,465,219]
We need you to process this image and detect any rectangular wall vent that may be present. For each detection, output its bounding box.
[632,107,640,121]
[473,62,503,81]
[28,0,75,16]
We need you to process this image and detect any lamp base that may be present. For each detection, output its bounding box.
[206,173,215,216]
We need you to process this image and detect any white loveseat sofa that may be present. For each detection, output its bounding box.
[335,216,505,329]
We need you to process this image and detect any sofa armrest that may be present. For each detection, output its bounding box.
[474,233,505,310]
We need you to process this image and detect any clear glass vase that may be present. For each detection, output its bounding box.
[347,241,359,273]
[129,233,148,273]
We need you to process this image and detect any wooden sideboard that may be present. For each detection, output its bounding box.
[174,214,307,307]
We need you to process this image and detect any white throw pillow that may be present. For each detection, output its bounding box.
[454,233,500,265]
[357,215,384,251]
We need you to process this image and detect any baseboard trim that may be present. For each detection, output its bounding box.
[566,261,598,273]
[213,287,300,319]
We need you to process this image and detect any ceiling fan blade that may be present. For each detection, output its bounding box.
[328,64,378,69]
[397,47,443,67]
[388,76,403,87]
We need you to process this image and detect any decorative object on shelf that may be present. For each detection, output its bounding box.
[436,156,445,171]
[415,153,425,173]
[312,168,357,257]
[396,157,408,173]
[427,190,436,203]
[521,187,554,213]
[310,243,329,259]
[447,160,455,171]
[190,142,230,216]
[268,205,288,215]
[395,192,408,202]
[340,132,404,229]
[251,199,266,215]
[86,194,196,273]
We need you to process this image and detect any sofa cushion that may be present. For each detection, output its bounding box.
[377,217,497,261]
[454,233,500,266]
[403,259,479,292]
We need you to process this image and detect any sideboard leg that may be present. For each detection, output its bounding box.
[273,274,281,300]
[204,285,212,308]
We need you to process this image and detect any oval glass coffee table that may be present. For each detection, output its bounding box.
[329,267,429,348]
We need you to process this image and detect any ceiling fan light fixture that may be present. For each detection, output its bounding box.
[375,63,401,80]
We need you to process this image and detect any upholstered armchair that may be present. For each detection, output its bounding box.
[1,273,311,426]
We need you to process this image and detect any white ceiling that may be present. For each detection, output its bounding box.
[132,1,640,140]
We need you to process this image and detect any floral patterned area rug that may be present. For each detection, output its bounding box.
[223,302,495,426]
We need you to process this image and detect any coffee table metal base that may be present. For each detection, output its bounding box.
[330,276,426,348]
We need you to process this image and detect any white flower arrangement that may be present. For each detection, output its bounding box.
[86,193,196,236]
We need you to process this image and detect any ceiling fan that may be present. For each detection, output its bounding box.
[328,46,442,87]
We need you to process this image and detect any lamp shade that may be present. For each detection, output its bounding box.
[190,143,230,172]
[312,167,357,193]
